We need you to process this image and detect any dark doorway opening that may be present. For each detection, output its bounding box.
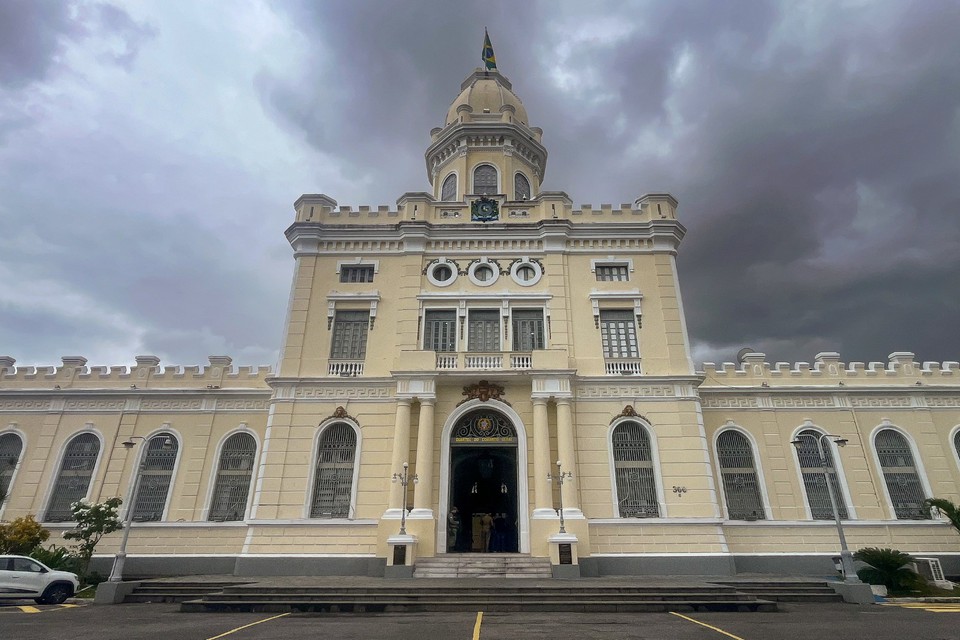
[448,446,518,553]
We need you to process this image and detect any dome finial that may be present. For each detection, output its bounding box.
[482,29,497,71]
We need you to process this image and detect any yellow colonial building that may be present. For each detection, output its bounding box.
[1,64,959,578]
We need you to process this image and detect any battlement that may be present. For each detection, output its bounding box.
[292,192,679,226]
[701,351,959,387]
[0,355,272,390]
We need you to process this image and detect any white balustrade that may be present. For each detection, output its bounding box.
[605,359,642,375]
[328,360,365,376]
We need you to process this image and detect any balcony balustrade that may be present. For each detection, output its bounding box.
[328,360,365,377]
[605,358,642,375]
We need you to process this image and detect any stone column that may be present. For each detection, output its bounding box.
[412,399,435,513]
[532,397,552,513]
[556,398,579,511]
[389,399,412,510]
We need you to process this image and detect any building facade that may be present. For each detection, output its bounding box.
[1,66,959,577]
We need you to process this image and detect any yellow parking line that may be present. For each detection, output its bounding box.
[670,611,746,640]
[473,611,483,640]
[205,612,290,640]
[17,606,41,614]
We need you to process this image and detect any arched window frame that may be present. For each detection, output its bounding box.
[869,421,934,520]
[950,424,960,477]
[0,428,27,518]
[203,427,260,522]
[440,172,459,201]
[127,427,183,523]
[472,163,500,195]
[43,428,104,522]
[513,171,531,201]
[305,417,362,520]
[790,423,856,521]
[712,423,770,521]
[607,417,665,519]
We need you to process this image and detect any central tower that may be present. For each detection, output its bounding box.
[425,68,548,203]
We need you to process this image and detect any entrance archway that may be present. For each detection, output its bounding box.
[438,400,529,554]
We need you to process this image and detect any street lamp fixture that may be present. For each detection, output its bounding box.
[547,460,573,534]
[391,462,418,535]
[108,435,172,583]
[790,433,860,583]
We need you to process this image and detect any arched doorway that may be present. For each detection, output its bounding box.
[446,409,519,553]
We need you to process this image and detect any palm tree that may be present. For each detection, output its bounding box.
[925,498,960,536]
[853,547,925,593]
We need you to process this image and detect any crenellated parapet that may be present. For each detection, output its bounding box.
[0,355,272,391]
[701,351,959,389]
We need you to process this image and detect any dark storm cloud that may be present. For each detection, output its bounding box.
[264,0,960,364]
[0,0,75,88]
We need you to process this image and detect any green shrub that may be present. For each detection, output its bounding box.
[854,547,926,593]
[0,515,50,554]
[30,544,82,574]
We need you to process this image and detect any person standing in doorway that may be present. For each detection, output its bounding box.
[447,507,462,552]
[479,512,494,552]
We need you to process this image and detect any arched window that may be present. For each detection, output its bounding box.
[514,172,531,200]
[310,423,357,518]
[795,429,848,520]
[131,433,179,522]
[716,430,765,520]
[0,433,24,505]
[473,165,498,195]
[45,433,100,522]
[954,429,960,467]
[612,421,659,517]
[208,432,257,521]
[440,173,457,201]
[875,429,930,519]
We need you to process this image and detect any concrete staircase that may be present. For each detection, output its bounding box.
[413,553,552,578]
[123,580,253,603]
[710,580,845,603]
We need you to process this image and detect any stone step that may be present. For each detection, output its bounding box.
[414,554,552,579]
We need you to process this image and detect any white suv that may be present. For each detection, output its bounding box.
[0,555,79,604]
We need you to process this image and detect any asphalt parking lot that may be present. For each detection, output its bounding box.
[1,600,959,639]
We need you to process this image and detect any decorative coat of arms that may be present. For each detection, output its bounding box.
[471,196,500,222]
[459,379,510,406]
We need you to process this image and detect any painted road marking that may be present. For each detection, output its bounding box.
[473,611,483,640]
[7,603,84,614]
[17,606,41,614]
[670,611,746,640]
[205,612,291,640]
[882,603,960,613]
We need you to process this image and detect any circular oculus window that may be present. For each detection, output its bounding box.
[510,260,543,286]
[468,260,500,287]
[427,261,457,287]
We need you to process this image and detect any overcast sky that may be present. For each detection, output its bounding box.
[1,0,958,370]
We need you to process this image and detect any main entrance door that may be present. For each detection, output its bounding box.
[447,410,519,553]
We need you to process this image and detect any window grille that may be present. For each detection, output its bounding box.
[717,430,766,520]
[330,310,370,359]
[955,430,960,466]
[441,173,457,201]
[0,433,24,504]
[339,266,375,283]
[132,433,179,522]
[208,432,256,521]
[511,309,545,351]
[467,310,500,352]
[514,173,531,200]
[595,265,629,282]
[599,310,638,359]
[45,433,100,522]
[875,429,930,519]
[612,421,659,517]
[310,423,356,518]
[424,310,457,352]
[473,165,498,195]
[795,430,848,520]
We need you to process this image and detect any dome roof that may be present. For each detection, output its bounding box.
[445,69,528,126]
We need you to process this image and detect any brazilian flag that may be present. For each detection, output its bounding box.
[482,30,497,70]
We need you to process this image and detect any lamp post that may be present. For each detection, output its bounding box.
[547,460,573,534]
[790,433,860,583]
[391,462,418,535]
[108,435,170,583]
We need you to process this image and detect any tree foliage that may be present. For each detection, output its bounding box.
[62,497,123,574]
[0,515,51,554]
[854,547,925,592]
[30,543,82,574]
[925,498,960,536]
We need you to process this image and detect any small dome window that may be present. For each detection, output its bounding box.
[427,260,458,287]
[473,165,498,195]
[441,173,457,201]
[514,173,531,201]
